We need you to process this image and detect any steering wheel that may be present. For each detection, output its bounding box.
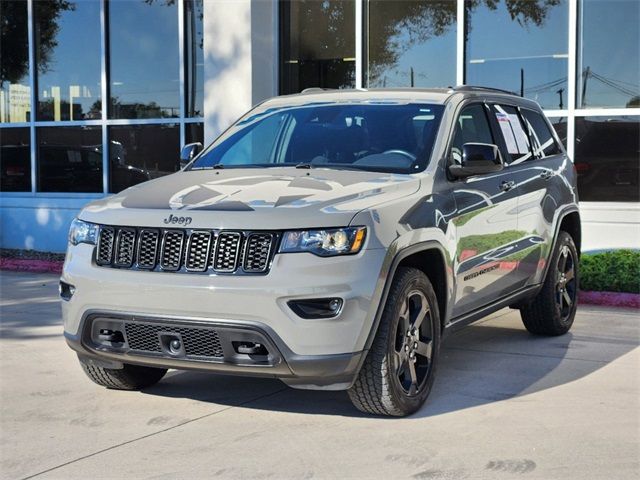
[382,149,416,161]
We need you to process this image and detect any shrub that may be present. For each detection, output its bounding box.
[580,249,640,293]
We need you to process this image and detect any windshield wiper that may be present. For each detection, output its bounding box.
[295,163,312,169]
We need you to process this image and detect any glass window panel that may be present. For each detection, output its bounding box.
[578,0,640,108]
[547,116,567,150]
[37,126,102,193]
[574,116,639,202]
[492,105,531,163]
[465,0,569,110]
[280,0,355,94]
[521,109,561,157]
[450,104,494,164]
[109,0,179,119]
[109,124,179,193]
[0,0,31,123]
[185,0,203,117]
[185,122,204,145]
[367,0,456,88]
[35,1,101,121]
[0,127,31,191]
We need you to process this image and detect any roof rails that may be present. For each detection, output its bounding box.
[300,87,336,94]
[451,85,519,96]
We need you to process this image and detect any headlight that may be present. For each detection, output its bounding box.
[279,227,366,257]
[68,218,99,246]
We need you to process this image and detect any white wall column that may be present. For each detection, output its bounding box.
[203,0,277,144]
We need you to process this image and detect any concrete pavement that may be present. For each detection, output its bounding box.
[1,271,638,479]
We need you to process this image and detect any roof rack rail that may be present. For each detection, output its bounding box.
[300,87,336,94]
[451,85,519,96]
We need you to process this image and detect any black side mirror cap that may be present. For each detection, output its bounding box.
[449,143,504,178]
[179,142,203,169]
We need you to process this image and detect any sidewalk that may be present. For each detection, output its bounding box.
[1,271,638,479]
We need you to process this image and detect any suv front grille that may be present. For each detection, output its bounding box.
[95,225,277,275]
[124,322,224,358]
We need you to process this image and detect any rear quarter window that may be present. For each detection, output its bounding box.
[521,109,562,158]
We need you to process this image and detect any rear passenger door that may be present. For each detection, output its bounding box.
[489,104,567,287]
[449,103,522,318]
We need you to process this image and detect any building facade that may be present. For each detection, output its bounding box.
[1,0,638,253]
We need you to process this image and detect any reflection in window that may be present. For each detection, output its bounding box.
[465,0,568,109]
[0,1,31,123]
[521,109,561,157]
[0,127,31,191]
[109,0,179,119]
[578,0,639,108]
[575,117,639,202]
[35,0,101,121]
[108,124,179,193]
[185,122,204,145]
[185,0,204,117]
[367,0,456,88]
[37,126,102,193]
[547,117,567,150]
[280,0,355,94]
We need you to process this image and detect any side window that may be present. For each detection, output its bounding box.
[451,104,494,165]
[492,105,531,164]
[521,109,562,158]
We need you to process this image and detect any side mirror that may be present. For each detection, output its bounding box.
[448,143,503,178]
[179,142,203,169]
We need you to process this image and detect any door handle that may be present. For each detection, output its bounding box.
[500,180,516,192]
[540,169,554,180]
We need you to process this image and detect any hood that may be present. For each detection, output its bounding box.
[79,167,421,230]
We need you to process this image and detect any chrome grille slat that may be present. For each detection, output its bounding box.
[243,233,274,272]
[137,229,160,269]
[185,231,212,272]
[160,230,185,271]
[96,227,115,265]
[114,228,136,267]
[214,232,242,272]
[95,226,275,275]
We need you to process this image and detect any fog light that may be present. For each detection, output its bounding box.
[288,298,344,319]
[59,281,75,301]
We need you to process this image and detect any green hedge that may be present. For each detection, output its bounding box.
[580,249,640,293]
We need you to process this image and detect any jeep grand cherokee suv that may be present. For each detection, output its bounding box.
[62,87,580,416]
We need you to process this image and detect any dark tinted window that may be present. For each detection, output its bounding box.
[366,0,456,88]
[492,105,531,164]
[450,104,493,165]
[0,0,30,123]
[37,127,102,192]
[578,0,639,108]
[192,103,444,174]
[35,0,101,121]
[521,109,561,158]
[109,124,179,193]
[109,0,179,119]
[465,0,568,109]
[0,127,31,191]
[280,0,355,94]
[549,117,567,150]
[574,117,639,202]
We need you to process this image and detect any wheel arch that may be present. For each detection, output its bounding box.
[558,210,582,257]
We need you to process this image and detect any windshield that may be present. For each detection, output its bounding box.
[189,103,445,174]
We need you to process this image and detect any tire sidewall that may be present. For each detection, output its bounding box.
[384,270,441,415]
[551,231,579,329]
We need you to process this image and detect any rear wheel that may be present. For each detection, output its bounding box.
[520,231,579,336]
[80,359,167,390]
[348,267,440,416]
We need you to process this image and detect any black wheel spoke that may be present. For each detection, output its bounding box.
[565,268,574,282]
[563,290,572,308]
[415,340,432,359]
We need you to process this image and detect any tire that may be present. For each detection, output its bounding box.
[520,230,579,336]
[80,359,167,390]
[348,267,441,416]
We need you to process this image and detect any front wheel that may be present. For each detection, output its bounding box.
[520,230,579,336]
[348,267,440,416]
[80,359,167,390]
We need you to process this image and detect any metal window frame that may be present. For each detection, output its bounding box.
[0,0,204,198]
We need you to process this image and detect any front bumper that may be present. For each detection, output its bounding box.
[62,244,386,389]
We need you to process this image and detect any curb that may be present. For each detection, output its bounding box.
[0,258,63,275]
[579,290,640,309]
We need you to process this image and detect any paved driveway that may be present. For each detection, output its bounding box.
[1,271,638,479]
